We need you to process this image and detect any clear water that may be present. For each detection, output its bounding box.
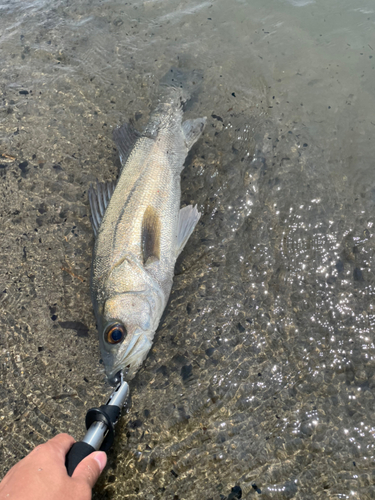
[1,0,375,498]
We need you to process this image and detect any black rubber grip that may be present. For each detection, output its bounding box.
[65,441,96,476]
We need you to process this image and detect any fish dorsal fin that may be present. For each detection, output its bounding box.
[176,205,201,257]
[113,122,141,166]
[142,206,161,265]
[88,181,116,236]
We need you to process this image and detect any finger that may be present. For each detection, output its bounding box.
[72,451,107,489]
[36,433,76,461]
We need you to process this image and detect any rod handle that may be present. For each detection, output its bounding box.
[65,441,96,477]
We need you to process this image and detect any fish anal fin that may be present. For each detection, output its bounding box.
[182,117,206,150]
[142,206,161,265]
[113,121,141,166]
[176,205,201,256]
[88,181,117,236]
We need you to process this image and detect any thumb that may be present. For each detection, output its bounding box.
[72,451,107,488]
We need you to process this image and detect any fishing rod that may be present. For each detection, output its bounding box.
[65,374,129,476]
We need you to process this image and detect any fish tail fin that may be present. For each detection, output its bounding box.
[159,67,203,107]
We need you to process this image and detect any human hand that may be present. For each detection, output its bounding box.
[0,433,107,500]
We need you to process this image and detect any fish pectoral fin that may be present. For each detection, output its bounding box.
[113,121,141,166]
[182,117,207,150]
[142,206,161,265]
[88,181,117,236]
[176,205,201,257]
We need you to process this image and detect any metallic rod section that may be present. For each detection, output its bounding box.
[82,421,107,450]
[107,381,129,408]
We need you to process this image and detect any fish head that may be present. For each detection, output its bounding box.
[99,293,155,383]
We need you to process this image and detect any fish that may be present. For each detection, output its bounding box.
[88,89,206,384]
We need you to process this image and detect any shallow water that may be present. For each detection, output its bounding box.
[1,0,375,498]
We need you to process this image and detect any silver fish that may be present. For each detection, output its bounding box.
[89,91,206,383]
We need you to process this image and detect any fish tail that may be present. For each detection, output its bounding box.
[159,67,203,106]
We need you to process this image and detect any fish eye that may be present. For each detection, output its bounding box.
[105,323,127,345]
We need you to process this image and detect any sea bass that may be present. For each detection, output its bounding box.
[89,91,206,384]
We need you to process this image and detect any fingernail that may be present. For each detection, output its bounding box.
[93,451,107,473]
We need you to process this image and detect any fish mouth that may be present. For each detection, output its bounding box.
[107,332,151,383]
